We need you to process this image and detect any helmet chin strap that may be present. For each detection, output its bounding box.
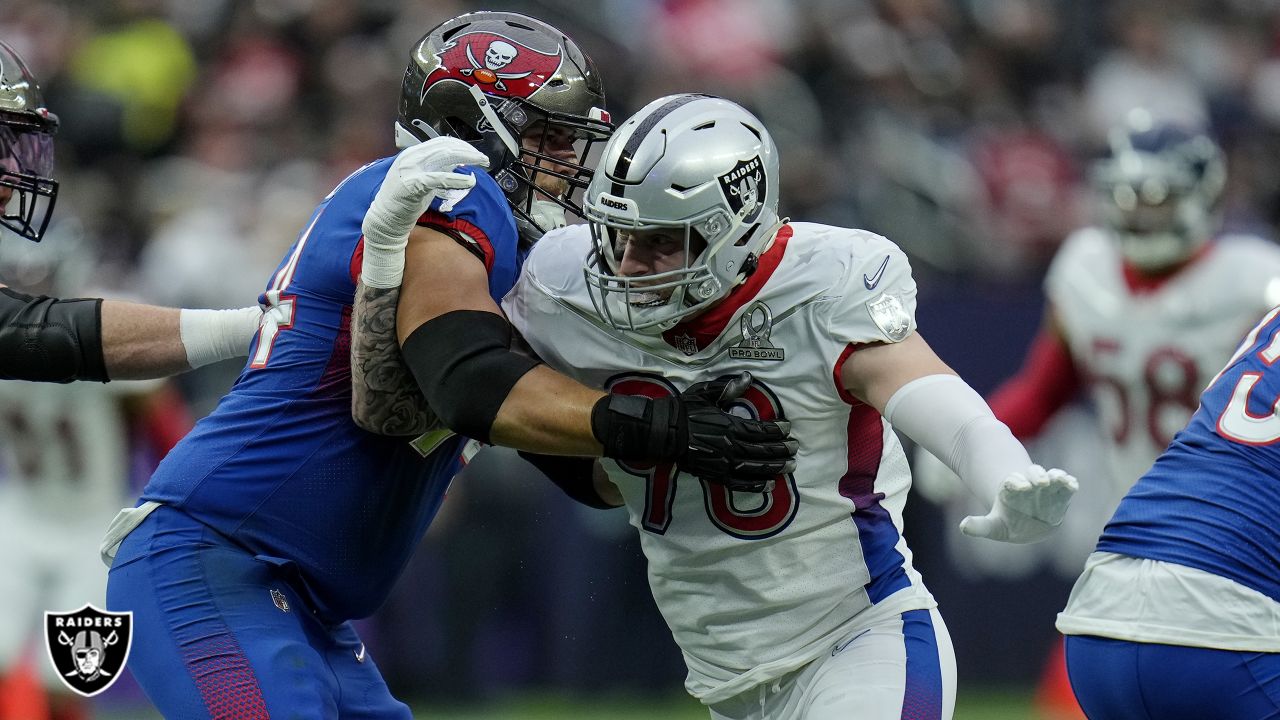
[529,200,566,232]
[516,201,568,244]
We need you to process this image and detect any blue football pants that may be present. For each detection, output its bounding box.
[1066,634,1280,720]
[106,505,411,719]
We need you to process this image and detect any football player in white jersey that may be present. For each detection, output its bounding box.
[917,112,1280,716]
[1057,306,1280,719]
[500,94,1078,720]
[0,225,192,719]
[986,112,1280,517]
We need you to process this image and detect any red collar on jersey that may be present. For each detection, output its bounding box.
[1120,240,1213,295]
[661,224,793,354]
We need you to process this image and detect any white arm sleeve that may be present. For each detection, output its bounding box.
[884,374,1031,507]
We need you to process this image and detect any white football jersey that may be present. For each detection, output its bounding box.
[1046,229,1280,498]
[504,222,936,703]
[0,378,159,686]
[0,379,156,521]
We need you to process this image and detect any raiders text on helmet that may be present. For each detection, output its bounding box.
[397,12,612,240]
[1092,111,1226,273]
[583,94,782,334]
[0,41,60,243]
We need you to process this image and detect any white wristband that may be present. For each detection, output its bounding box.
[884,374,1032,506]
[360,194,418,290]
[360,235,408,289]
[180,307,263,369]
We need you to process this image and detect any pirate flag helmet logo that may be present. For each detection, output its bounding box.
[44,604,132,697]
[424,31,563,99]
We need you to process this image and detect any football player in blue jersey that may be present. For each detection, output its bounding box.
[103,12,797,719]
[1057,307,1280,719]
[0,40,261,383]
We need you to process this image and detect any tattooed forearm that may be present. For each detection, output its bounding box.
[351,281,438,436]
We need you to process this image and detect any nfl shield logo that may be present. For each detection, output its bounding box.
[44,604,132,697]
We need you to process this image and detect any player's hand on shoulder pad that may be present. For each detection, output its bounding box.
[364,138,490,246]
[388,136,489,198]
[958,464,1077,544]
[679,371,798,494]
[362,138,492,288]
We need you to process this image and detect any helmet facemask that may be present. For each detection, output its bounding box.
[485,95,612,241]
[584,199,731,333]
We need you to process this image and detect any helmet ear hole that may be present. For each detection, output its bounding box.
[734,224,759,247]
[444,117,482,143]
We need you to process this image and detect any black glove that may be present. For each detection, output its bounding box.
[679,372,797,492]
[590,371,797,492]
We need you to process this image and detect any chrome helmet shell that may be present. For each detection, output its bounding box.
[583,94,781,334]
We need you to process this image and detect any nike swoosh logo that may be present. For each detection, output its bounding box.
[355,644,366,663]
[832,629,871,656]
[863,255,890,290]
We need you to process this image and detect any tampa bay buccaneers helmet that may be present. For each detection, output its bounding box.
[1092,113,1226,272]
[0,40,59,243]
[397,12,612,241]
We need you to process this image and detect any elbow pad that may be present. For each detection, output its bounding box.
[401,310,539,443]
[0,288,106,382]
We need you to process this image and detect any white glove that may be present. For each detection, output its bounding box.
[361,137,490,289]
[959,464,1078,544]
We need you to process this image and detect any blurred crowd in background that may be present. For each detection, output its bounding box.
[4,0,1280,709]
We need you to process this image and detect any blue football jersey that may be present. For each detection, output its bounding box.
[1097,306,1280,604]
[139,155,520,622]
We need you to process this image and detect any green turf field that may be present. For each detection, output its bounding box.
[410,688,1033,719]
[102,687,1034,719]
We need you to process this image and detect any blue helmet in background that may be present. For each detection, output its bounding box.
[1091,112,1225,272]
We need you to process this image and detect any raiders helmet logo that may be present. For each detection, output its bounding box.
[44,605,132,697]
[717,156,767,224]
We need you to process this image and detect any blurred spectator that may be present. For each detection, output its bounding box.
[11,0,1280,712]
[1083,0,1207,143]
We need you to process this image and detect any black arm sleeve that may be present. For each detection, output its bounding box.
[401,310,540,444]
[0,287,107,383]
[517,451,620,509]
